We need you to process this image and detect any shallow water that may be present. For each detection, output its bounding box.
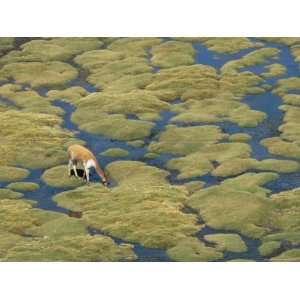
[1,38,300,261]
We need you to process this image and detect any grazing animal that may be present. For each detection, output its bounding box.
[67,144,109,185]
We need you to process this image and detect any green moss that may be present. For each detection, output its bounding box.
[166,155,214,179]
[0,188,23,199]
[258,241,281,257]
[0,38,102,64]
[151,41,195,68]
[148,125,227,155]
[0,62,78,88]
[47,86,89,105]
[273,77,300,96]
[0,108,73,168]
[108,37,162,57]
[212,158,299,177]
[262,232,300,245]
[0,83,63,115]
[86,57,152,90]
[184,181,205,194]
[258,37,300,46]
[278,105,300,142]
[166,237,223,261]
[70,90,169,141]
[0,166,29,182]
[146,64,218,101]
[25,216,87,238]
[268,188,300,232]
[186,173,278,238]
[221,48,280,73]
[54,161,201,249]
[100,148,129,157]
[261,63,286,78]
[0,38,15,55]
[80,114,154,141]
[42,165,84,188]
[281,94,300,106]
[204,233,247,253]
[7,182,39,192]
[144,152,160,159]
[228,133,251,142]
[260,137,300,159]
[1,234,136,262]
[137,112,161,122]
[271,249,300,262]
[127,140,145,148]
[170,98,266,127]
[165,142,251,179]
[199,38,261,54]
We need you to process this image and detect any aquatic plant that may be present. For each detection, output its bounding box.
[0,166,29,182]
[0,61,78,88]
[42,165,84,188]
[100,148,129,157]
[166,237,223,261]
[7,182,39,192]
[54,161,202,249]
[204,233,247,253]
[198,37,261,54]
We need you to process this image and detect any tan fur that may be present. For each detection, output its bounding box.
[67,144,108,184]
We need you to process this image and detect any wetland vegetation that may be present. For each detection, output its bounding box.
[1,37,300,261]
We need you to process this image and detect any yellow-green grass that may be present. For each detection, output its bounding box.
[7,182,39,192]
[204,233,247,253]
[166,237,223,261]
[100,148,129,157]
[148,125,227,155]
[0,109,73,168]
[0,61,78,88]
[212,158,299,177]
[42,165,84,188]
[198,38,261,54]
[151,41,195,68]
[54,161,202,249]
[186,173,279,238]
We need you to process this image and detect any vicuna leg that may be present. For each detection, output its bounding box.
[68,160,73,177]
[72,161,79,178]
[85,167,90,183]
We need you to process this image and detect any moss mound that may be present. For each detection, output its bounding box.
[151,41,195,68]
[47,86,89,105]
[0,83,63,115]
[42,165,84,188]
[186,173,279,238]
[0,61,78,88]
[170,98,266,127]
[0,188,23,199]
[1,234,136,262]
[166,237,223,261]
[166,142,251,179]
[199,38,260,54]
[0,166,29,182]
[204,233,247,253]
[261,63,286,78]
[0,197,136,261]
[7,182,39,192]
[212,158,299,177]
[258,241,281,257]
[221,48,280,73]
[271,249,300,262]
[0,38,102,65]
[149,125,227,155]
[0,109,73,168]
[100,148,129,157]
[54,161,202,249]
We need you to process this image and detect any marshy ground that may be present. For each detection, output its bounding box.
[1,37,300,261]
